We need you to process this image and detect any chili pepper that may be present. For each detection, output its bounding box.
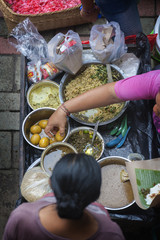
[116,116,126,136]
[109,124,120,135]
[121,115,128,137]
[106,134,123,148]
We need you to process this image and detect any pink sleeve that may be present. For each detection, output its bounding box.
[114,70,160,101]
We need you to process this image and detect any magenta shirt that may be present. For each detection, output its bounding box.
[114,70,160,101]
[3,196,125,240]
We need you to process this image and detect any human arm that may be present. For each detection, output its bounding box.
[80,0,100,22]
[45,82,122,137]
[115,70,160,101]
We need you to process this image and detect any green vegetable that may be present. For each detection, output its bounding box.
[121,115,128,137]
[89,134,93,139]
[110,124,119,135]
[116,116,126,136]
[83,130,89,134]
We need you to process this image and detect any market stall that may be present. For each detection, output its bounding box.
[18,57,160,240]
[15,19,160,238]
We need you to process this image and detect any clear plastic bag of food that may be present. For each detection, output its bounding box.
[9,18,49,62]
[89,21,127,64]
[20,166,52,202]
[9,18,60,82]
[48,30,83,75]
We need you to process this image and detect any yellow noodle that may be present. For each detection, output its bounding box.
[64,65,124,123]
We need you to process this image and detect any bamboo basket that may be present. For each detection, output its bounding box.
[0,0,89,33]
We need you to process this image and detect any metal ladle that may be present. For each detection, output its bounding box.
[106,64,113,83]
[85,121,100,155]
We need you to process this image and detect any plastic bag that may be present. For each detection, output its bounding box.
[89,21,127,64]
[135,32,151,74]
[9,18,60,82]
[48,30,83,75]
[9,18,49,63]
[20,166,52,202]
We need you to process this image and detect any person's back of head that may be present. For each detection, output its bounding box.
[50,153,101,219]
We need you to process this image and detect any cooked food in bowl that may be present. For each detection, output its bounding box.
[65,127,104,160]
[97,157,135,210]
[61,63,126,124]
[22,108,70,150]
[41,142,77,176]
[29,120,66,148]
[27,80,60,110]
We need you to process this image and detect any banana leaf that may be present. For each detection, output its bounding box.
[135,168,160,208]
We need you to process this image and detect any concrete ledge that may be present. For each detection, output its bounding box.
[0,37,20,54]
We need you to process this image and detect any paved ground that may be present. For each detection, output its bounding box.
[0,0,160,239]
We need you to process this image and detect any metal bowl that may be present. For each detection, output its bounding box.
[22,107,70,150]
[97,156,135,210]
[27,79,60,110]
[41,142,77,177]
[64,126,105,160]
[59,61,129,126]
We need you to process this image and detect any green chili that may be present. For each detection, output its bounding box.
[121,115,128,137]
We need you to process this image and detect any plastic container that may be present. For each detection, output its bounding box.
[127,153,144,161]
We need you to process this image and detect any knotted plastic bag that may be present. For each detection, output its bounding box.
[48,30,83,74]
[20,167,52,202]
[9,18,49,63]
[9,18,60,82]
[89,21,127,64]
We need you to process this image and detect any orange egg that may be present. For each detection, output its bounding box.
[30,134,41,145]
[38,119,48,129]
[39,137,50,148]
[30,125,42,134]
[50,137,57,144]
[55,130,65,142]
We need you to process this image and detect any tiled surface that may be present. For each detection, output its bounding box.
[0,37,20,54]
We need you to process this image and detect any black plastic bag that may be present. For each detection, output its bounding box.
[136,32,151,74]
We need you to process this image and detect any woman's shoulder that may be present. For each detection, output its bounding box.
[11,195,56,216]
[87,202,109,216]
[87,202,125,239]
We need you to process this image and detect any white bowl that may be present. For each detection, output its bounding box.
[97,156,135,210]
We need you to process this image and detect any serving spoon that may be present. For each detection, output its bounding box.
[106,64,113,83]
[85,121,100,155]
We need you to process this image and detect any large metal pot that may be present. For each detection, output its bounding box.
[97,156,135,210]
[59,61,129,126]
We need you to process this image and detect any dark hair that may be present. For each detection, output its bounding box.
[50,153,101,219]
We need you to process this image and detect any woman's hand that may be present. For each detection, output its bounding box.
[80,5,100,22]
[44,108,67,138]
[153,92,160,117]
